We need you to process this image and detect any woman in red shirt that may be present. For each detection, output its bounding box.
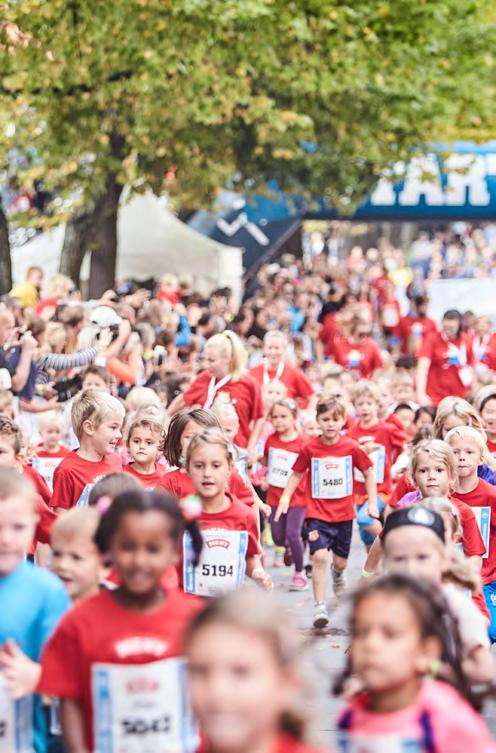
[417,309,475,407]
[168,331,264,452]
[249,330,315,408]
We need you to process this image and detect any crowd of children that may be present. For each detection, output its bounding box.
[2,252,496,751]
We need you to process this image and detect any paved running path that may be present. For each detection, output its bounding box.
[267,524,496,749]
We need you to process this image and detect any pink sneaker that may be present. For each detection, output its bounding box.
[289,573,308,591]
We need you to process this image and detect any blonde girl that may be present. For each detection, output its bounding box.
[433,397,496,475]
[185,589,328,753]
[183,428,272,595]
[169,331,265,455]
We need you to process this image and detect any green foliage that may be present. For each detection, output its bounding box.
[1,0,495,214]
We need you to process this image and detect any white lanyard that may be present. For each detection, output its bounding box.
[474,335,489,361]
[263,360,284,384]
[204,374,232,408]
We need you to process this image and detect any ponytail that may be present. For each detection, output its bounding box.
[206,331,247,380]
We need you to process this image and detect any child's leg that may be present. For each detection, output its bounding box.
[356,496,385,538]
[482,581,496,643]
[268,507,287,548]
[285,507,306,573]
[311,547,330,603]
[330,521,353,597]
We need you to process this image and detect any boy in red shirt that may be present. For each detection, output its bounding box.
[447,425,496,641]
[278,397,377,629]
[51,389,124,512]
[32,410,70,492]
[347,380,406,549]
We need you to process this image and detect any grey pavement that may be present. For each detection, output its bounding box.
[266,523,496,749]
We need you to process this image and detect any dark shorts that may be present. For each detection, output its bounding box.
[306,518,353,559]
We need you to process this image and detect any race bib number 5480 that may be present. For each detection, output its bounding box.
[311,456,353,499]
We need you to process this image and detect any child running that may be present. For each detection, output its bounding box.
[186,589,331,753]
[446,425,496,640]
[183,428,272,596]
[32,411,69,492]
[279,397,378,629]
[51,389,124,511]
[38,489,203,753]
[336,573,496,753]
[263,398,308,591]
[0,470,69,753]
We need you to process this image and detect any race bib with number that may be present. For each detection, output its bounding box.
[0,673,33,753]
[338,731,423,753]
[266,448,299,488]
[31,456,64,492]
[472,506,491,559]
[311,456,352,499]
[354,446,385,484]
[183,529,248,597]
[92,658,198,753]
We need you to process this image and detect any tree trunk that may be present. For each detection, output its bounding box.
[87,173,123,298]
[59,208,96,288]
[0,204,12,295]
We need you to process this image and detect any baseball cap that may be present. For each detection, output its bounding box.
[383,506,445,544]
[91,306,122,328]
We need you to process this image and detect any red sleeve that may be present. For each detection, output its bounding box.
[183,372,208,407]
[293,370,314,400]
[353,444,374,473]
[386,422,407,454]
[38,612,85,699]
[418,332,436,360]
[390,472,415,508]
[228,470,254,507]
[245,508,261,557]
[25,465,51,505]
[370,342,383,372]
[249,378,264,422]
[50,465,74,510]
[34,495,57,545]
[292,446,310,474]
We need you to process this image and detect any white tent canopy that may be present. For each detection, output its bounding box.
[11,192,243,300]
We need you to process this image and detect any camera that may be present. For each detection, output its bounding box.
[52,374,82,402]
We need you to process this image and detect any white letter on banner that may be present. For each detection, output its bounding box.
[398,155,444,206]
[444,154,490,207]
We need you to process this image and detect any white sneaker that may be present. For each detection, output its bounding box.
[332,567,347,598]
[313,602,329,629]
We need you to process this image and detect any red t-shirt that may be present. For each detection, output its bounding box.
[347,420,406,496]
[472,332,496,372]
[418,332,474,405]
[451,479,496,584]
[329,337,383,378]
[318,312,340,357]
[123,462,167,488]
[158,468,254,507]
[398,315,438,355]
[32,445,70,492]
[249,363,314,406]
[292,436,372,522]
[380,298,401,333]
[264,433,308,507]
[486,439,496,457]
[390,471,415,507]
[50,451,122,509]
[27,494,57,555]
[183,371,264,448]
[38,588,201,752]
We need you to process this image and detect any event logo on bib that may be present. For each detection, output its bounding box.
[347,350,362,368]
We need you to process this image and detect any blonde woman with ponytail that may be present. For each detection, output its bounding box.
[168,330,265,453]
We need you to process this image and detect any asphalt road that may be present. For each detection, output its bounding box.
[267,523,496,749]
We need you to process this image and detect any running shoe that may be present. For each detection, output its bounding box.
[283,547,293,566]
[313,602,329,629]
[289,573,308,591]
[332,567,347,598]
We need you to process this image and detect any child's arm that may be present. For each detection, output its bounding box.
[363,467,379,519]
[60,698,89,753]
[246,417,265,464]
[275,471,303,522]
[246,555,273,590]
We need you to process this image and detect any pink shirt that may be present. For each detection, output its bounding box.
[338,680,496,753]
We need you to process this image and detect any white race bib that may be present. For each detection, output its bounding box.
[92,658,198,753]
[266,448,298,488]
[472,506,491,559]
[338,731,423,753]
[311,456,352,499]
[0,673,33,753]
[183,529,248,597]
[31,456,64,492]
[354,447,385,484]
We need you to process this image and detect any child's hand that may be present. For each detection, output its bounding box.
[251,568,273,591]
[0,640,41,699]
[274,495,290,522]
[259,502,271,518]
[367,503,380,520]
